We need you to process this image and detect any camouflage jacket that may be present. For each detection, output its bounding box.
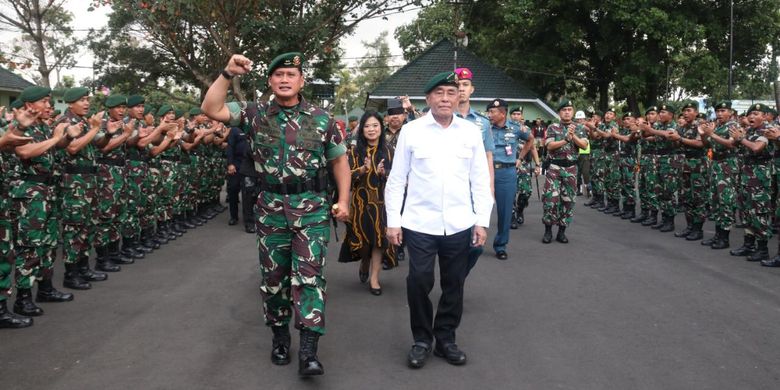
[711,119,739,156]
[99,112,125,160]
[653,121,678,152]
[618,126,636,156]
[15,122,55,175]
[54,110,97,168]
[677,119,703,154]
[598,121,619,152]
[741,123,774,161]
[545,121,588,162]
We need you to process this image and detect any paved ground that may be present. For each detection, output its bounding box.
[4,194,780,390]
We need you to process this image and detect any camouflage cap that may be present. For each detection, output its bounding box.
[746,103,770,114]
[156,104,174,117]
[127,95,145,107]
[105,94,128,108]
[486,98,508,111]
[63,87,90,103]
[423,71,458,94]
[189,107,203,116]
[19,86,51,103]
[557,98,573,111]
[268,52,304,76]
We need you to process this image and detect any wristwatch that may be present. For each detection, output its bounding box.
[221,70,235,80]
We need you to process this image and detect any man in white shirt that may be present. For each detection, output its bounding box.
[385,71,493,369]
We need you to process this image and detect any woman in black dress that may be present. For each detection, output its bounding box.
[338,111,396,295]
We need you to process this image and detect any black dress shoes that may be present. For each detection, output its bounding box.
[407,342,431,368]
[434,342,467,365]
[228,218,238,226]
[496,251,508,260]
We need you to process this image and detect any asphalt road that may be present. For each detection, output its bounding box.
[4,195,780,390]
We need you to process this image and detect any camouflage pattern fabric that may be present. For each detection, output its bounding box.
[739,124,775,240]
[94,163,125,247]
[542,122,587,226]
[0,150,14,301]
[678,120,709,224]
[638,134,659,211]
[601,121,621,202]
[655,121,682,218]
[123,142,150,237]
[618,126,637,206]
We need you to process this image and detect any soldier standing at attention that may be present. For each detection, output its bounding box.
[542,99,589,244]
[584,111,604,208]
[600,109,621,214]
[202,52,350,376]
[509,107,540,229]
[671,102,708,241]
[612,112,639,220]
[633,106,659,225]
[646,104,681,232]
[452,67,494,275]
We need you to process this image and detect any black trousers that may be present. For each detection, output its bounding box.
[404,227,470,345]
[227,173,254,224]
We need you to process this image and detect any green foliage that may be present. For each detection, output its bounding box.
[396,2,457,61]
[354,31,394,105]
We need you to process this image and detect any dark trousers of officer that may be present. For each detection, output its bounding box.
[404,227,470,346]
[227,173,253,224]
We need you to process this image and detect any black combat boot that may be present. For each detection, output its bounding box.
[142,228,161,250]
[701,226,718,246]
[63,262,92,290]
[178,214,196,229]
[271,325,291,365]
[510,210,519,230]
[685,222,704,241]
[659,215,675,232]
[652,213,667,230]
[187,210,204,226]
[0,300,32,328]
[711,227,730,250]
[542,225,553,244]
[160,221,179,240]
[621,203,636,220]
[747,240,769,262]
[631,208,648,223]
[590,194,604,209]
[153,223,171,244]
[556,226,569,243]
[111,241,136,265]
[730,235,756,257]
[13,288,43,317]
[78,255,108,282]
[133,235,154,254]
[298,329,324,376]
[171,217,187,234]
[584,193,598,207]
[675,216,693,238]
[642,210,658,227]
[120,238,144,260]
[36,277,74,302]
[760,243,780,267]
[95,246,121,273]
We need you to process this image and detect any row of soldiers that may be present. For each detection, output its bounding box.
[578,101,780,265]
[0,85,228,328]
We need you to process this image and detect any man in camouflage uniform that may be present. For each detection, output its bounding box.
[584,111,604,208]
[202,52,350,376]
[699,101,740,249]
[645,104,682,232]
[600,109,621,214]
[633,107,660,224]
[54,87,109,290]
[510,107,540,229]
[542,99,589,244]
[0,101,35,328]
[728,103,775,263]
[611,112,639,220]
[153,105,185,240]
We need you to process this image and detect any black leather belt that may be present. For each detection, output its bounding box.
[549,159,577,167]
[64,165,97,174]
[96,157,126,166]
[258,177,329,195]
[494,162,515,169]
[20,174,55,185]
[684,151,705,159]
[711,153,736,161]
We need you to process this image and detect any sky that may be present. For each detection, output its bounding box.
[0,0,420,86]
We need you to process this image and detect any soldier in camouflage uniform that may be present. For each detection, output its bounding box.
[202,52,350,376]
[153,105,185,239]
[510,107,540,229]
[611,112,639,220]
[645,104,682,232]
[0,101,35,328]
[54,87,109,290]
[148,107,181,243]
[671,102,709,241]
[600,110,622,214]
[542,99,589,244]
[583,111,604,208]
[633,107,660,225]
[728,103,775,263]
[699,101,740,249]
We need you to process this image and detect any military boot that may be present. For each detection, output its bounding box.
[0,300,32,328]
[675,216,693,238]
[161,221,180,239]
[141,228,161,250]
[760,243,780,267]
[584,192,598,207]
[36,277,74,302]
[111,241,136,265]
[701,226,718,246]
[298,329,324,376]
[271,325,291,365]
[187,210,204,227]
[121,238,144,260]
[153,223,171,244]
[63,262,92,290]
[747,240,769,262]
[95,246,121,273]
[651,213,667,229]
[78,255,108,282]
[685,222,704,241]
[542,225,553,244]
[170,217,187,234]
[510,210,519,230]
[515,207,525,226]
[178,214,196,229]
[590,194,604,209]
[659,215,675,232]
[556,226,569,243]
[13,288,43,317]
[711,227,730,250]
[642,210,658,227]
[621,203,636,220]
[133,235,154,254]
[631,208,648,223]
[730,235,756,257]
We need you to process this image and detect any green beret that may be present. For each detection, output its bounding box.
[156,104,173,117]
[746,103,770,114]
[144,105,155,116]
[424,71,459,94]
[19,86,51,103]
[605,107,615,114]
[622,111,634,119]
[556,98,573,111]
[127,95,145,107]
[510,107,523,114]
[712,101,731,110]
[592,110,604,117]
[658,103,675,114]
[268,52,304,76]
[174,108,184,119]
[63,87,90,103]
[644,106,659,115]
[105,94,128,108]
[348,116,358,121]
[189,107,203,116]
[9,99,23,109]
[680,101,698,111]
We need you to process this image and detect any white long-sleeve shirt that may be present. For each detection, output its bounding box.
[384,112,493,235]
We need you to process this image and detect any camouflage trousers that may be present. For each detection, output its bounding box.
[590,149,605,194]
[123,160,148,237]
[95,164,125,247]
[604,150,621,201]
[709,157,739,230]
[60,173,98,264]
[12,181,58,288]
[639,154,659,211]
[147,165,163,226]
[658,154,683,217]
[0,198,14,301]
[680,157,709,224]
[620,156,637,206]
[174,161,191,216]
[159,160,178,221]
[516,161,533,197]
[542,163,577,227]
[255,191,330,335]
[741,162,774,240]
[185,157,200,212]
